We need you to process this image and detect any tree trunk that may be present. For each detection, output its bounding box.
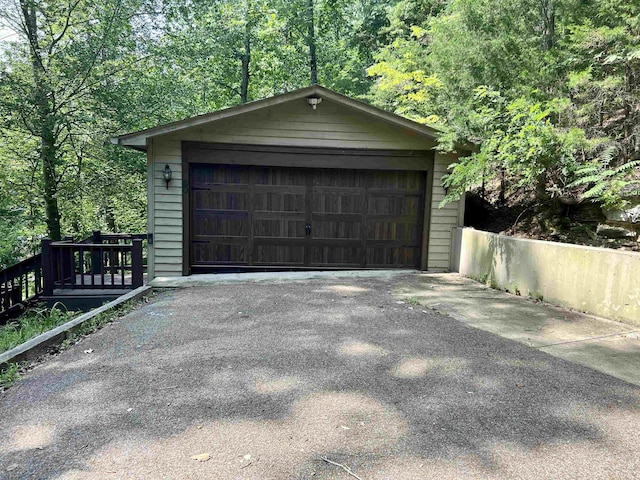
[307,0,318,85]
[41,118,62,241]
[240,22,251,104]
[535,171,550,203]
[105,202,117,232]
[541,0,555,51]
[21,0,62,240]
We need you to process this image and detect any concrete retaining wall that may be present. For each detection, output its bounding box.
[452,227,640,326]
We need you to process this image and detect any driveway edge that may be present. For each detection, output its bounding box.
[0,285,152,366]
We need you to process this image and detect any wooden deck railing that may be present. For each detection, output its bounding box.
[0,254,43,321]
[42,234,144,294]
[0,231,145,323]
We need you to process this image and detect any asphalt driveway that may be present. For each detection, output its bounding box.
[1,273,640,479]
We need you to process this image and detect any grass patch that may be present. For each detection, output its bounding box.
[407,296,421,306]
[0,361,23,391]
[0,303,76,354]
[1,292,152,392]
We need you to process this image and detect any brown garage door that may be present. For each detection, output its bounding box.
[190,164,425,270]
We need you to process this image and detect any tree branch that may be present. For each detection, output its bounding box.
[57,0,123,108]
[48,0,82,55]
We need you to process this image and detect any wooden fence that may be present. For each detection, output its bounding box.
[0,232,145,324]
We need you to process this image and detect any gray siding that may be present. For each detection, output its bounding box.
[167,99,434,150]
[427,153,462,271]
[148,138,183,278]
[147,98,461,277]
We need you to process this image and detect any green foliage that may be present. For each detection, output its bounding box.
[0,0,638,261]
[0,0,389,261]
[0,361,23,391]
[0,0,153,246]
[0,304,76,354]
[0,294,148,391]
[442,88,587,203]
[369,0,640,210]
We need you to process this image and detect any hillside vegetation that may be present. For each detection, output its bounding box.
[0,0,638,266]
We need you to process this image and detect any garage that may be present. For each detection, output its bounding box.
[112,85,468,279]
[187,144,428,271]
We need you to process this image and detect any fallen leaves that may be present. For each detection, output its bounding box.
[241,454,251,467]
[191,453,210,462]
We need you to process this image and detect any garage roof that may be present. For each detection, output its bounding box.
[111,85,463,152]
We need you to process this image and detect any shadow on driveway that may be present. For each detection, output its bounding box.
[1,274,639,479]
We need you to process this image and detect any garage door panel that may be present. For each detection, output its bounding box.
[368,188,423,196]
[367,196,422,216]
[313,220,362,240]
[193,214,249,237]
[367,222,420,243]
[253,191,306,212]
[253,211,306,220]
[193,242,247,264]
[190,162,425,270]
[253,219,306,238]
[253,244,305,265]
[194,164,250,185]
[312,186,366,195]
[255,167,307,186]
[194,190,249,210]
[370,171,422,190]
[308,245,362,267]
[313,169,368,188]
[312,193,364,214]
[253,184,306,194]
[366,246,419,268]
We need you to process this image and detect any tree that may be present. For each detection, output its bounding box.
[0,0,152,240]
[368,0,639,210]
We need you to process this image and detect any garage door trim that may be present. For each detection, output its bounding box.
[181,142,435,275]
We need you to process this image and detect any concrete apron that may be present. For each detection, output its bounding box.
[153,270,640,387]
[150,269,410,288]
[395,273,640,387]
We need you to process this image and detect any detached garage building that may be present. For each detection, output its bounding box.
[112,85,468,279]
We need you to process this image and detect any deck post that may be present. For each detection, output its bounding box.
[131,239,144,288]
[1,267,8,312]
[92,230,103,275]
[10,264,22,305]
[42,238,53,296]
